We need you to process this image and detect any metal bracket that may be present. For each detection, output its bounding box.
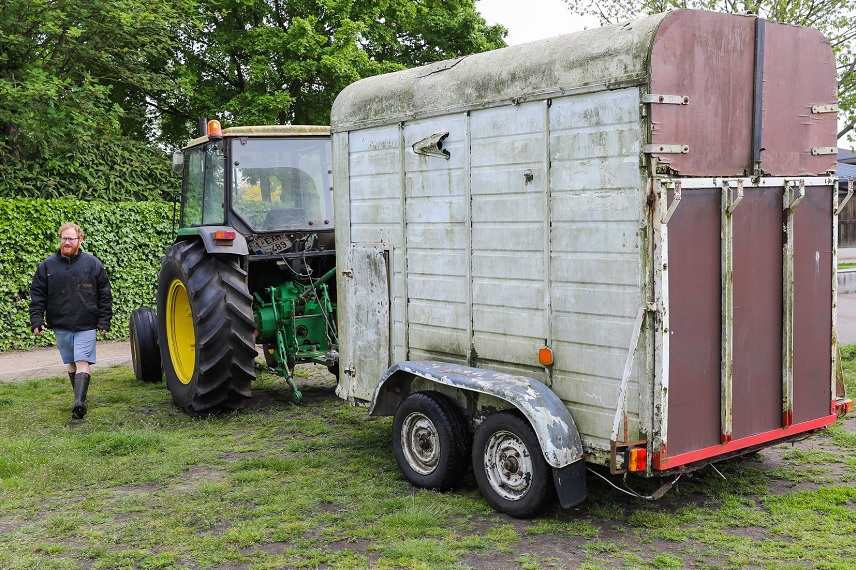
[784,179,806,211]
[811,147,837,155]
[661,180,682,224]
[643,144,689,154]
[811,104,838,114]
[836,178,854,215]
[642,94,689,105]
[724,179,744,214]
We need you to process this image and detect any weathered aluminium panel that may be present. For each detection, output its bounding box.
[547,88,648,452]
[404,116,471,362]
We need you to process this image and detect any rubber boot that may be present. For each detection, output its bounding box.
[72,372,90,419]
[68,371,75,388]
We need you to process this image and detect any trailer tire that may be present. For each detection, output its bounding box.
[129,306,162,382]
[392,391,470,491]
[472,411,554,518]
[157,241,256,414]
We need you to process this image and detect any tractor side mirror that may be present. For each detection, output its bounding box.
[171,151,184,174]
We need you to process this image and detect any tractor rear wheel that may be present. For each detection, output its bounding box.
[129,306,162,382]
[156,240,256,414]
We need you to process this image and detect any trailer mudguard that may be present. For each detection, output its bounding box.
[369,360,585,469]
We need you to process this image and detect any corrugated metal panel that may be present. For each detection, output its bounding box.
[404,116,470,362]
[548,88,647,450]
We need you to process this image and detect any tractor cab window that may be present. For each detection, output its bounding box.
[230,137,333,232]
[181,142,226,227]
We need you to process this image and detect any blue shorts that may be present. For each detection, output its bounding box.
[54,329,97,365]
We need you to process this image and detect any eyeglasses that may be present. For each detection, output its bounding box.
[60,237,79,243]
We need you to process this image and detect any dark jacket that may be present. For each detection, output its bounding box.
[29,250,113,332]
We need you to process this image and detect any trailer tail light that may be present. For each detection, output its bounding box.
[214,230,236,245]
[207,119,223,140]
[538,346,553,366]
[835,398,853,417]
[624,447,647,472]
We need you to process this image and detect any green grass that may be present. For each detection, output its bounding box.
[839,262,856,270]
[0,357,855,569]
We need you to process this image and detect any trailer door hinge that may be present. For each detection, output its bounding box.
[811,147,837,156]
[811,104,837,114]
[642,94,689,105]
[644,144,689,154]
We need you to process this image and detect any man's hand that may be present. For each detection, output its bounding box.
[99,329,108,338]
[32,325,45,335]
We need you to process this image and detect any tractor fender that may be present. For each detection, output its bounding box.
[178,226,249,255]
[369,360,584,469]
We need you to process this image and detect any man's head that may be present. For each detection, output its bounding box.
[58,223,84,257]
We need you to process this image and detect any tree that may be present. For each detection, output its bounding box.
[0,0,197,199]
[563,0,856,145]
[154,0,507,146]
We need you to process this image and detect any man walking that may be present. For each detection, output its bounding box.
[30,222,113,419]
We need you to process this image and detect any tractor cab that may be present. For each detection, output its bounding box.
[131,121,338,413]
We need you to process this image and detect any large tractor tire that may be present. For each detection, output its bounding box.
[129,306,162,382]
[156,240,256,414]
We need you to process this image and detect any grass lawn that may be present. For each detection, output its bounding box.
[0,357,855,569]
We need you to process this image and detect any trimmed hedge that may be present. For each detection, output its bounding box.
[0,199,174,351]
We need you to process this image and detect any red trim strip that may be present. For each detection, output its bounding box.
[653,414,836,470]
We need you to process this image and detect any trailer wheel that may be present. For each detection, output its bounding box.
[392,391,470,491]
[157,240,256,414]
[129,306,162,382]
[472,411,554,518]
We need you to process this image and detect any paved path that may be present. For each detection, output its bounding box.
[0,340,132,382]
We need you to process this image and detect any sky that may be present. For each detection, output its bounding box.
[476,0,601,46]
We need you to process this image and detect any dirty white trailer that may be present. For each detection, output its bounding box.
[330,9,852,517]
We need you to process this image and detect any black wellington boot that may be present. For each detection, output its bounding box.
[68,371,75,388]
[72,372,90,419]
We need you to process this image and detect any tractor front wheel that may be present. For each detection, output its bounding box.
[157,240,257,414]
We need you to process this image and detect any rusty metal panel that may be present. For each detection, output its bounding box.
[403,116,471,362]
[649,11,756,176]
[793,185,833,422]
[666,187,722,455]
[731,187,783,438]
[759,23,837,176]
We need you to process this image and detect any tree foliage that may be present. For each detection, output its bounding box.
[154,0,507,146]
[563,0,856,145]
[0,0,196,199]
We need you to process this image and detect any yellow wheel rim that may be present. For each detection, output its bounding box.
[166,278,195,385]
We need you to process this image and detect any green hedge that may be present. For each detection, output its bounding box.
[0,199,174,352]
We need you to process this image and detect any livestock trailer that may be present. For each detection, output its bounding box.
[330,9,852,516]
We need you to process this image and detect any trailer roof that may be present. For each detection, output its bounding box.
[331,12,669,131]
[183,125,330,150]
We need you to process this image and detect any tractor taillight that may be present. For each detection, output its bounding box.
[214,230,236,244]
[624,447,647,472]
[207,119,223,140]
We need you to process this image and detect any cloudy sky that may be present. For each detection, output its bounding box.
[476,0,601,45]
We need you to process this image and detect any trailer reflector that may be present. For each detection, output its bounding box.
[835,398,853,417]
[624,447,647,472]
[538,347,554,366]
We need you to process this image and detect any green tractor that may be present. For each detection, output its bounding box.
[130,120,338,413]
